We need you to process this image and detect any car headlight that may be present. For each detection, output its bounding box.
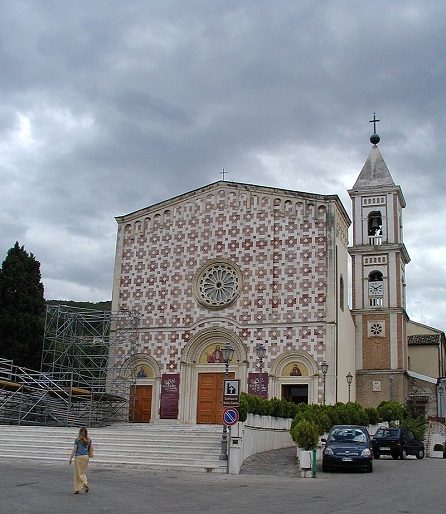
[361,448,372,457]
[324,447,333,456]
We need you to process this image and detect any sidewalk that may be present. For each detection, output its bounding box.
[239,446,301,477]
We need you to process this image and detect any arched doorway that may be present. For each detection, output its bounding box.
[180,327,247,424]
[123,356,160,423]
[270,351,320,405]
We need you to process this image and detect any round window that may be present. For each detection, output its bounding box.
[195,260,242,309]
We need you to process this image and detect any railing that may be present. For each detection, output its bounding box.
[368,235,383,246]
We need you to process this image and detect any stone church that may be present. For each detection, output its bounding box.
[111,132,445,423]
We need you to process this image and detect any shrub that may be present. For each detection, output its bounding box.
[291,420,320,450]
[237,393,248,422]
[365,407,380,425]
[240,392,296,419]
[377,401,404,423]
[400,415,427,441]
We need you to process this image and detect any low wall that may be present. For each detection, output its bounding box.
[228,413,294,474]
[228,419,389,474]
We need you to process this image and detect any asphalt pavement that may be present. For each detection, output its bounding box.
[1,449,445,514]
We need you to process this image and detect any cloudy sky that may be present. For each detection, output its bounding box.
[1,1,445,331]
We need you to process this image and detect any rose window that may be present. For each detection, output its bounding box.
[370,323,383,336]
[195,261,241,308]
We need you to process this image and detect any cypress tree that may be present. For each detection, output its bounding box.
[0,242,46,369]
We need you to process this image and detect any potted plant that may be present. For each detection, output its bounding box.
[291,420,320,470]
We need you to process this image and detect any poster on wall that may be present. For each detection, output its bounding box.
[160,373,180,419]
[248,372,268,399]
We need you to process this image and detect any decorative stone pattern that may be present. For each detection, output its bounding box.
[114,183,344,383]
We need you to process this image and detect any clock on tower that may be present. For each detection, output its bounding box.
[368,281,384,296]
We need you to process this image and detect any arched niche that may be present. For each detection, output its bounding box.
[270,350,319,377]
[269,350,320,405]
[120,353,161,380]
[182,327,247,365]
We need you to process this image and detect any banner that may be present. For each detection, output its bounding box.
[160,373,180,419]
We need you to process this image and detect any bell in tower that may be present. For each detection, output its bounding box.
[368,212,382,236]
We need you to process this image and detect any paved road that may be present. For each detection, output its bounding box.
[1,449,445,513]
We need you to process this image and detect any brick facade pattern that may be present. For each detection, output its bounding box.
[114,185,338,379]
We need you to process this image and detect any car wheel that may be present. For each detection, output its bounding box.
[391,453,399,460]
[416,449,424,459]
[322,463,329,472]
[374,452,380,460]
[400,449,407,460]
[366,463,373,473]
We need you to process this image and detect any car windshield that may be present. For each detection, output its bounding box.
[374,428,399,438]
[329,428,367,443]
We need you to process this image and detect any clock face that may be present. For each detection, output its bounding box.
[368,281,384,296]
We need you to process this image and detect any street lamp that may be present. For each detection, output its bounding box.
[389,372,394,401]
[346,372,353,403]
[256,344,266,397]
[321,361,328,405]
[219,342,234,461]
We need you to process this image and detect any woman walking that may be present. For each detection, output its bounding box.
[69,427,93,494]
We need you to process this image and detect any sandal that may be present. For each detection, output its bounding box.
[74,491,79,494]
[85,487,89,493]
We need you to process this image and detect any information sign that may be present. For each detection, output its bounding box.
[223,379,240,407]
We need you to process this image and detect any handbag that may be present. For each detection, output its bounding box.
[88,440,94,458]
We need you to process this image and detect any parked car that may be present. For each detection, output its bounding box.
[371,427,425,460]
[322,425,373,472]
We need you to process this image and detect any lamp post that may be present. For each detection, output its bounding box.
[219,341,234,461]
[256,344,266,397]
[321,361,328,405]
[346,372,353,403]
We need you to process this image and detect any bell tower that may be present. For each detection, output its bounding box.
[348,115,410,407]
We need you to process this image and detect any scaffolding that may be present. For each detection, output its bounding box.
[0,305,140,427]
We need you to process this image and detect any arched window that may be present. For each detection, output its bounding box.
[368,211,382,245]
[340,275,345,311]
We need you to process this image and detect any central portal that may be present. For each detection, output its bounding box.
[197,372,235,424]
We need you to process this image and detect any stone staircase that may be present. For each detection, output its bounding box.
[0,423,228,473]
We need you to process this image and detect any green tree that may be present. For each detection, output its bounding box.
[377,401,404,424]
[0,242,46,369]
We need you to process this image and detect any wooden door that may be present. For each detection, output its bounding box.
[130,385,152,422]
[197,373,234,424]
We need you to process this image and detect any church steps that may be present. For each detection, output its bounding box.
[0,424,227,473]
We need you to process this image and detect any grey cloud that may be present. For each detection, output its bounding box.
[0,0,445,331]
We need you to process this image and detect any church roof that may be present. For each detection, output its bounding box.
[352,145,395,190]
[408,334,441,346]
[116,180,351,225]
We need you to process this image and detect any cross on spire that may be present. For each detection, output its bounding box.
[220,168,227,181]
[369,113,380,134]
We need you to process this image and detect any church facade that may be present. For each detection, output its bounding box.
[111,182,355,423]
[111,135,444,423]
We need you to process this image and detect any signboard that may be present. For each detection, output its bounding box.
[223,407,239,426]
[248,372,268,398]
[223,379,240,407]
[160,373,180,419]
